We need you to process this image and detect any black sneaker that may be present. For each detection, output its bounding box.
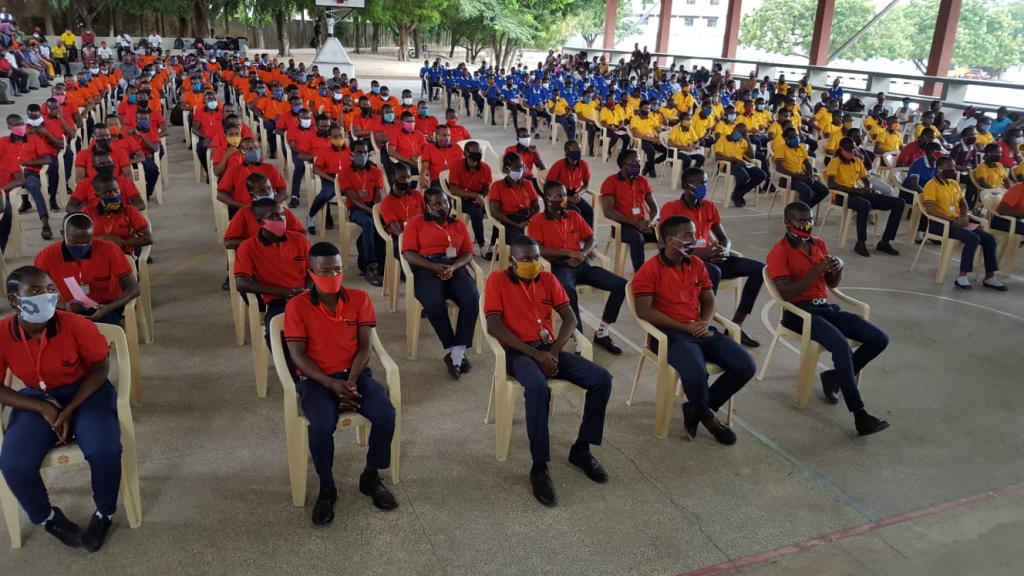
[876,241,900,256]
[359,473,398,510]
[81,513,113,552]
[43,507,82,547]
[568,446,609,483]
[311,488,337,525]
[288,197,300,209]
[855,411,890,436]
[18,201,32,214]
[593,334,623,355]
[820,370,840,404]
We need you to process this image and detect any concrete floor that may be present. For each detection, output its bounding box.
[2,72,1024,575]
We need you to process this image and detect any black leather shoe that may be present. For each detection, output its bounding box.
[325,216,335,230]
[739,330,760,348]
[18,201,32,214]
[876,241,900,256]
[444,353,461,380]
[593,334,622,355]
[731,194,746,208]
[365,265,384,287]
[288,197,300,209]
[854,242,871,257]
[705,420,737,445]
[359,474,398,510]
[307,225,317,236]
[855,412,890,436]
[221,277,230,291]
[529,468,558,507]
[81,514,112,552]
[820,370,840,405]
[460,357,472,374]
[44,507,81,547]
[49,200,61,212]
[568,447,609,483]
[311,488,337,525]
[681,402,698,439]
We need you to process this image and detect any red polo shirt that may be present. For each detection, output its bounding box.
[234,231,312,305]
[416,115,439,139]
[75,145,132,179]
[338,165,385,209]
[505,144,538,176]
[546,158,591,191]
[71,176,143,208]
[0,312,110,391]
[217,162,288,205]
[448,161,492,194]
[284,288,376,375]
[484,269,570,344]
[600,173,653,221]
[448,124,471,143]
[131,125,162,157]
[0,135,50,175]
[380,190,426,228]
[40,118,68,156]
[528,210,593,253]
[193,108,225,138]
[288,129,329,155]
[351,113,382,135]
[490,178,537,216]
[420,142,463,182]
[659,199,721,243]
[110,134,143,161]
[34,239,134,305]
[388,128,426,161]
[312,145,353,178]
[401,214,475,256]
[765,236,831,302]
[82,204,150,254]
[632,253,713,324]
[224,205,306,243]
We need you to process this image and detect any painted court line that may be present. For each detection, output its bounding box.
[677,482,1024,576]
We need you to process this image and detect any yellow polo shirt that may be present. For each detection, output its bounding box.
[922,177,964,218]
[659,107,679,125]
[772,141,809,173]
[913,123,940,139]
[714,120,737,138]
[824,157,868,188]
[874,130,904,153]
[826,130,844,153]
[711,103,724,120]
[616,104,634,121]
[673,91,695,113]
[814,107,832,128]
[691,114,716,139]
[767,121,786,141]
[740,113,767,131]
[974,163,1008,188]
[776,82,790,96]
[863,116,879,134]
[61,31,76,46]
[975,132,995,146]
[574,101,598,121]
[668,124,700,148]
[630,114,661,138]
[714,136,750,160]
[547,98,570,116]
[599,107,622,127]
[754,110,773,128]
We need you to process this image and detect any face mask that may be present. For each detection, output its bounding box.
[309,271,343,293]
[330,92,343,102]
[889,123,900,131]
[788,224,813,239]
[467,151,483,163]
[66,244,92,260]
[192,83,202,92]
[109,126,122,137]
[224,135,242,148]
[726,113,737,122]
[260,218,287,236]
[26,117,44,127]
[16,293,59,324]
[787,137,801,147]
[667,237,695,256]
[402,97,413,106]
[54,94,66,104]
[514,260,543,280]
[517,137,531,147]
[353,153,368,167]
[257,88,266,95]
[508,169,523,181]
[394,182,410,193]
[243,150,261,164]
[732,132,743,141]
[567,150,582,162]
[940,168,958,180]
[979,125,990,133]
[839,148,856,160]
[128,94,138,104]
[964,136,977,146]
[326,137,344,148]
[299,118,312,129]
[1016,137,1024,145]
[272,90,284,99]
[9,125,27,137]
[359,105,372,115]
[84,74,93,82]
[382,112,394,123]
[371,86,381,94]
[625,163,642,177]
[291,104,303,114]
[446,118,458,126]
[94,164,115,177]
[418,108,428,118]
[100,194,122,211]
[639,111,649,118]
[206,101,218,111]
[702,107,712,116]
[986,155,1000,164]
[427,207,450,220]
[692,184,708,200]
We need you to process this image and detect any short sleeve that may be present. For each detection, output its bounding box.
[233,239,256,278]
[696,260,713,291]
[127,207,149,232]
[217,165,236,194]
[372,167,385,191]
[223,211,247,241]
[546,273,570,310]
[400,218,420,253]
[121,179,142,202]
[455,220,475,255]
[631,260,657,297]
[528,214,546,246]
[355,290,377,327]
[576,212,595,241]
[380,197,398,226]
[765,244,790,281]
[268,166,287,190]
[72,315,110,364]
[283,299,308,342]
[856,160,868,180]
[921,180,938,204]
[824,159,839,180]
[110,243,133,280]
[75,150,89,168]
[581,161,591,182]
[483,273,505,317]
[708,202,722,227]
[489,180,505,204]
[599,176,616,196]
[70,181,89,204]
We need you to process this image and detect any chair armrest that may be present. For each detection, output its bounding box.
[482,327,508,384]
[830,287,870,320]
[968,213,990,231]
[591,251,611,269]
[371,329,401,408]
[713,314,741,342]
[570,330,593,361]
[989,212,1020,231]
[633,313,669,363]
[468,260,485,295]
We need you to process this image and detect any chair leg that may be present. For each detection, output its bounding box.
[757,331,782,381]
[653,364,676,439]
[0,477,22,548]
[124,309,143,408]
[484,377,496,424]
[910,232,928,271]
[249,307,268,397]
[627,356,646,406]
[119,424,143,528]
[725,396,734,427]
[794,343,820,408]
[936,241,954,283]
[286,419,309,507]
[838,209,853,249]
[355,424,368,446]
[494,379,515,462]
[406,302,421,360]
[390,413,401,484]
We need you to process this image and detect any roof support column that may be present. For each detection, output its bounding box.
[808,0,835,66]
[922,0,962,97]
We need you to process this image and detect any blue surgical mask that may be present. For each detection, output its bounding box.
[16,293,59,324]
[371,86,380,94]
[756,104,765,111]
[65,244,92,260]
[272,90,284,99]
[243,149,261,164]
[192,83,201,91]
[257,88,266,95]
[137,121,151,131]
[726,113,737,122]
[702,107,712,115]
[128,94,137,104]
[353,153,368,167]
[583,97,591,104]
[787,137,801,147]
[84,73,93,82]
[732,132,743,141]
[692,184,708,200]
[383,112,395,122]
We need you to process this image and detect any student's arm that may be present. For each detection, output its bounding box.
[288,338,359,409]
[93,273,141,321]
[387,143,414,166]
[235,275,305,298]
[21,154,52,169]
[600,193,640,228]
[550,304,577,356]
[345,187,374,215]
[827,174,868,196]
[51,355,111,440]
[311,164,336,183]
[485,314,557,376]
[773,259,832,301]
[635,292,707,335]
[213,147,237,177]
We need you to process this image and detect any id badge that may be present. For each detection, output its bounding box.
[445,246,457,258]
[80,284,91,296]
[631,206,642,216]
[539,328,552,344]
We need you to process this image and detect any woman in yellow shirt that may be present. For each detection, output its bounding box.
[921,156,1005,290]
[666,112,705,170]
[825,138,905,257]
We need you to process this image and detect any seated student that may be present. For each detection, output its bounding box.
[629,99,667,178]
[505,129,546,195]
[714,122,767,207]
[545,88,576,141]
[600,149,659,273]
[216,138,288,219]
[127,109,162,199]
[385,111,426,179]
[211,123,244,178]
[825,115,855,156]
[545,140,594,227]
[896,127,937,168]
[67,151,146,212]
[995,181,1024,235]
[914,110,948,147]
[443,108,471,143]
[484,235,612,507]
[419,123,462,189]
[632,216,756,444]
[904,142,943,192]
[530,181,626,355]
[489,151,540,251]
[285,242,398,525]
[26,103,69,213]
[81,174,153,256]
[306,124,354,234]
[773,127,829,208]
[234,198,312,375]
[1,114,54,238]
[661,169,765,347]
[285,111,330,208]
[766,202,891,435]
[824,138,905,258]
[0,266,122,552]
[334,140,385,287]
[598,94,630,159]
[974,143,1012,190]
[34,213,141,326]
[0,162,27,252]
[380,164,426,253]
[819,109,844,141]
[666,111,706,171]
[224,174,307,250]
[448,140,494,256]
[922,156,1005,291]
[104,115,145,168]
[401,187,480,379]
[872,119,904,157]
[74,124,133,182]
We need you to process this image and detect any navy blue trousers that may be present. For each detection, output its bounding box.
[665,329,756,420]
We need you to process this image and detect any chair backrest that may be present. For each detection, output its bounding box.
[760,266,786,304]
[370,202,392,256]
[980,188,1006,215]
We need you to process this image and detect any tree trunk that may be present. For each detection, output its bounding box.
[583,35,596,48]
[275,10,290,57]
[43,11,55,35]
[179,17,188,39]
[223,10,231,35]
[192,0,209,38]
[354,16,362,53]
[371,23,380,54]
[397,25,408,61]
[413,26,421,60]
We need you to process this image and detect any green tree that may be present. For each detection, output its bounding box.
[891,0,1024,71]
[739,0,897,61]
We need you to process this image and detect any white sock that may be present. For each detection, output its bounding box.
[596,322,610,338]
[451,345,467,365]
[955,276,971,287]
[575,341,583,354]
[41,508,54,525]
[306,214,315,227]
[95,510,110,520]
[984,277,1005,287]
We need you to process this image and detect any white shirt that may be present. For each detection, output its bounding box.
[39,45,51,59]
[953,115,977,134]
[4,53,17,69]
[147,34,162,47]
[97,46,113,59]
[117,34,132,47]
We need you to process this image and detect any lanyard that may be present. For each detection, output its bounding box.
[552,215,573,249]
[516,279,546,331]
[431,221,453,247]
[18,324,50,391]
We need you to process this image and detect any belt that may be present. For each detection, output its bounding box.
[525,340,546,348]
[796,298,829,306]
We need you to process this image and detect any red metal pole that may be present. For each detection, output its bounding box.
[656,0,673,66]
[808,0,835,66]
[721,0,743,60]
[922,0,962,96]
[603,0,619,53]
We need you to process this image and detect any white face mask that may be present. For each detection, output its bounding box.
[508,169,523,181]
[26,116,45,127]
[206,101,218,110]
[518,137,531,147]
[402,97,413,105]
[17,293,59,324]
[299,118,312,129]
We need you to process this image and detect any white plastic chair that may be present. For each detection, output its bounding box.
[981,188,1022,276]
[910,195,986,283]
[226,249,248,347]
[371,203,400,313]
[243,293,270,398]
[0,323,142,548]
[596,199,658,277]
[268,315,401,507]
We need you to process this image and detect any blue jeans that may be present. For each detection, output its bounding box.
[782,303,889,412]
[263,120,278,154]
[0,381,122,523]
[412,257,479,349]
[664,328,756,420]
[22,173,48,220]
[505,345,612,463]
[296,370,395,491]
[291,155,305,199]
[551,259,626,328]
[928,221,999,274]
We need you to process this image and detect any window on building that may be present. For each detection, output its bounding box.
[683,17,695,26]
[686,0,696,4]
[641,16,650,25]
[710,0,720,4]
[707,17,718,27]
